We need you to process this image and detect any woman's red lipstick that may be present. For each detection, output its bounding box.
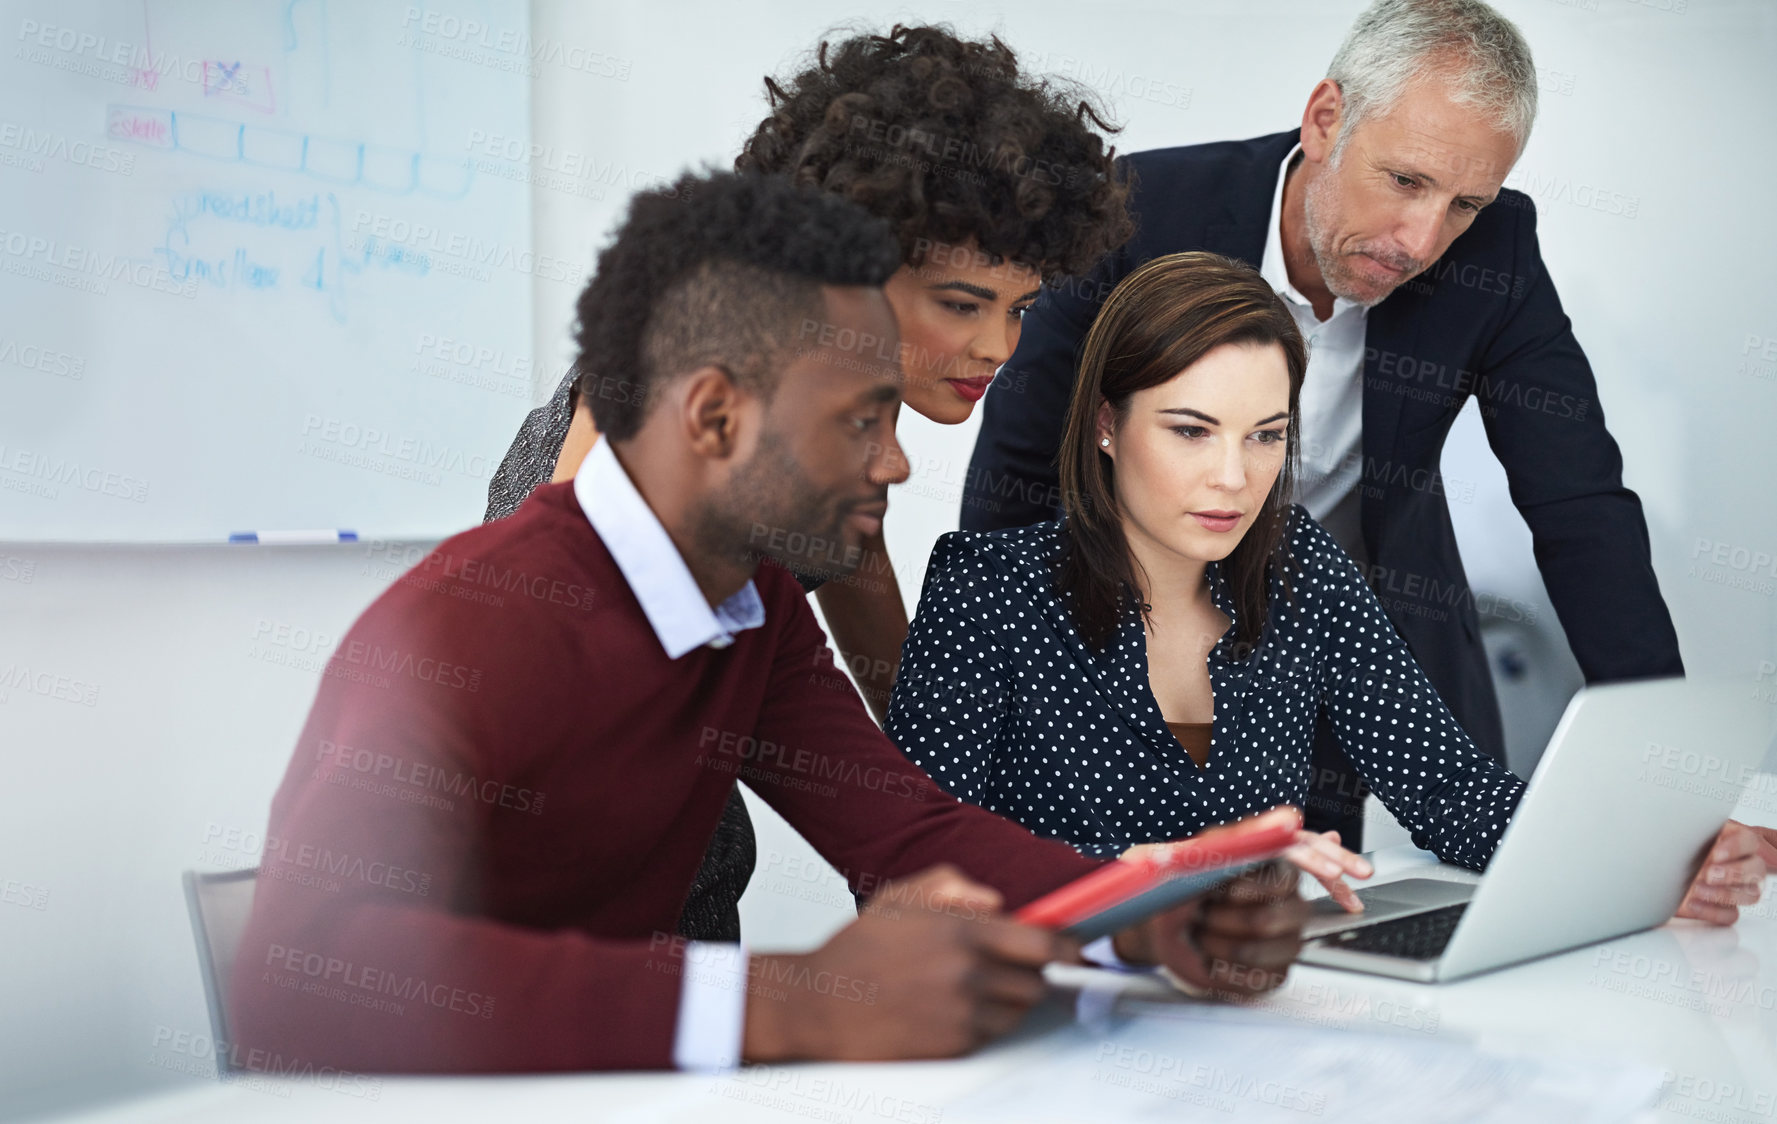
[946,375,993,403]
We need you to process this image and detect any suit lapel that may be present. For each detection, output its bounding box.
[1360,297,1419,556]
[1201,154,1283,268]
[1193,130,1298,270]
[1203,221,1265,269]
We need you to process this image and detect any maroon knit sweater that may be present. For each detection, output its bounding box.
[228,482,1100,1073]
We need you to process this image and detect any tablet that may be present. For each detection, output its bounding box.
[1015,811,1301,942]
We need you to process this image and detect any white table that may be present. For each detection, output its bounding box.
[41,844,1777,1124]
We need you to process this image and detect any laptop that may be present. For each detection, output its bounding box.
[1297,678,1772,983]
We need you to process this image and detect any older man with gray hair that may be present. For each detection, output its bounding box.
[963,0,1768,899]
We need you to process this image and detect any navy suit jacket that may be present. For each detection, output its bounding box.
[963,130,1683,763]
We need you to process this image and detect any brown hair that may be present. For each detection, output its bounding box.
[1057,251,1308,653]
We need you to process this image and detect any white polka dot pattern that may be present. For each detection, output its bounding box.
[884,506,1526,869]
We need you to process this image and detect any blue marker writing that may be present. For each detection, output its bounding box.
[228,530,359,544]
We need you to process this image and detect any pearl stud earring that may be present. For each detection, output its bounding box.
[1100,437,1110,447]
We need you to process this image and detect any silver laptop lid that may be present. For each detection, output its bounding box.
[1438,678,1773,980]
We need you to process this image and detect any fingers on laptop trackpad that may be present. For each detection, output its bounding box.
[1305,878,1476,938]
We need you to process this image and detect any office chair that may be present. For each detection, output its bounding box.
[181,868,259,1077]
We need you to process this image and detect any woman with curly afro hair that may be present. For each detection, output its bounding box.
[482,23,1135,942]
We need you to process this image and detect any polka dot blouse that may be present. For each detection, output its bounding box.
[884,507,1526,870]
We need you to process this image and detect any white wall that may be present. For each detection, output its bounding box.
[2,1,1774,1119]
[0,542,430,1119]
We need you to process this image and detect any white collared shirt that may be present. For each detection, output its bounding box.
[1260,144,1370,524]
[575,436,765,659]
[572,436,755,1070]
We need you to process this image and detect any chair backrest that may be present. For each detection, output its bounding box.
[181,868,259,1076]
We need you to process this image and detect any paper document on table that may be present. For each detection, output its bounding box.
[948,1004,1662,1124]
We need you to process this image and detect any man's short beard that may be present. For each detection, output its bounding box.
[1302,139,1400,310]
[694,427,860,582]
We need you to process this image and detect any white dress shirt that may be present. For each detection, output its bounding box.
[576,436,764,658]
[574,436,758,1071]
[1259,144,1370,530]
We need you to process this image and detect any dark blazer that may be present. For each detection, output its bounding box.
[962,130,1684,764]
[885,511,1525,870]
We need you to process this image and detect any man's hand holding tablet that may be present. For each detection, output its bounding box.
[740,808,1310,1063]
[1020,806,1305,938]
[1045,806,1312,997]
[1128,819,1377,914]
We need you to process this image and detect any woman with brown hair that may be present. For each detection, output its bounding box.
[886,251,1764,922]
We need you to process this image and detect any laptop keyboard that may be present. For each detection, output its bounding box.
[1327,902,1469,960]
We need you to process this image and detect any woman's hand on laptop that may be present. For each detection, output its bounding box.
[1674,820,1769,925]
[1282,829,1374,913]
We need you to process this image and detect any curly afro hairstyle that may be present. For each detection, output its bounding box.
[573,169,902,443]
[735,24,1135,281]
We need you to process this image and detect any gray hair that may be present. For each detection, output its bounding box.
[1326,0,1538,161]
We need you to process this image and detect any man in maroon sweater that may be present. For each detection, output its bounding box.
[229,171,1309,1074]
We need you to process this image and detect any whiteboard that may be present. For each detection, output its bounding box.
[0,0,539,541]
